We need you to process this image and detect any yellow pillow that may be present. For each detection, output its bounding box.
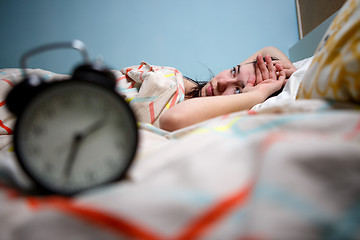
[297,0,360,103]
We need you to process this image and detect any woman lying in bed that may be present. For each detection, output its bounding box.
[160,47,297,131]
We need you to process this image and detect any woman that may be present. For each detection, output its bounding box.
[160,46,297,131]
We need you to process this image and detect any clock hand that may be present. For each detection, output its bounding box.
[63,133,82,179]
[79,117,106,139]
[63,117,106,179]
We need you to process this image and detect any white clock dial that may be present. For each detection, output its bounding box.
[14,81,137,195]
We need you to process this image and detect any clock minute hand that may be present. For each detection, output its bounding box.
[79,117,106,139]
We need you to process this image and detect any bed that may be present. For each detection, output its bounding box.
[0,0,359,239]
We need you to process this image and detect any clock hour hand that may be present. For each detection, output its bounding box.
[63,134,82,179]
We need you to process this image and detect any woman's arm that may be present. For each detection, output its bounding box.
[241,46,291,64]
[160,90,268,131]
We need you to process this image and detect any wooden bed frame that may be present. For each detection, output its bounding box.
[289,0,346,62]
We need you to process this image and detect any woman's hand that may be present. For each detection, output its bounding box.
[241,47,297,80]
[243,55,286,98]
[252,54,297,85]
[255,54,278,84]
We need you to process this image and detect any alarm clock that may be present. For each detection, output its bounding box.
[6,40,138,196]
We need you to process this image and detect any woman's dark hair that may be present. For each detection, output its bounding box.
[184,62,215,98]
[249,56,279,68]
[184,76,208,98]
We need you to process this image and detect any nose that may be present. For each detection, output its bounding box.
[217,78,237,95]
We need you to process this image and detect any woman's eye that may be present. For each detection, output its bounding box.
[235,86,241,94]
[231,67,236,77]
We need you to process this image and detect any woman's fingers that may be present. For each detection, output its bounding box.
[284,68,296,78]
[255,62,263,84]
[278,69,286,85]
[254,55,290,87]
[256,54,269,83]
[256,54,279,84]
[272,60,297,78]
[275,63,284,71]
[272,60,294,69]
[247,75,256,86]
[242,75,257,93]
[275,63,283,79]
[265,55,276,80]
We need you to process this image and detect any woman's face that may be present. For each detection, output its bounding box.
[200,63,256,97]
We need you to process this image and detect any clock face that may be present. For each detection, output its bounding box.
[14,80,138,195]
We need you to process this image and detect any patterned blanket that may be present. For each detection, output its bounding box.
[0,61,359,239]
[0,1,359,238]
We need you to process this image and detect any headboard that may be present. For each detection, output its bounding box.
[289,0,347,62]
[289,12,338,62]
[296,0,346,39]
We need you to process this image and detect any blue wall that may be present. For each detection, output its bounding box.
[0,0,299,80]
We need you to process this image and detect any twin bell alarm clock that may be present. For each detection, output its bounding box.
[6,40,138,196]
